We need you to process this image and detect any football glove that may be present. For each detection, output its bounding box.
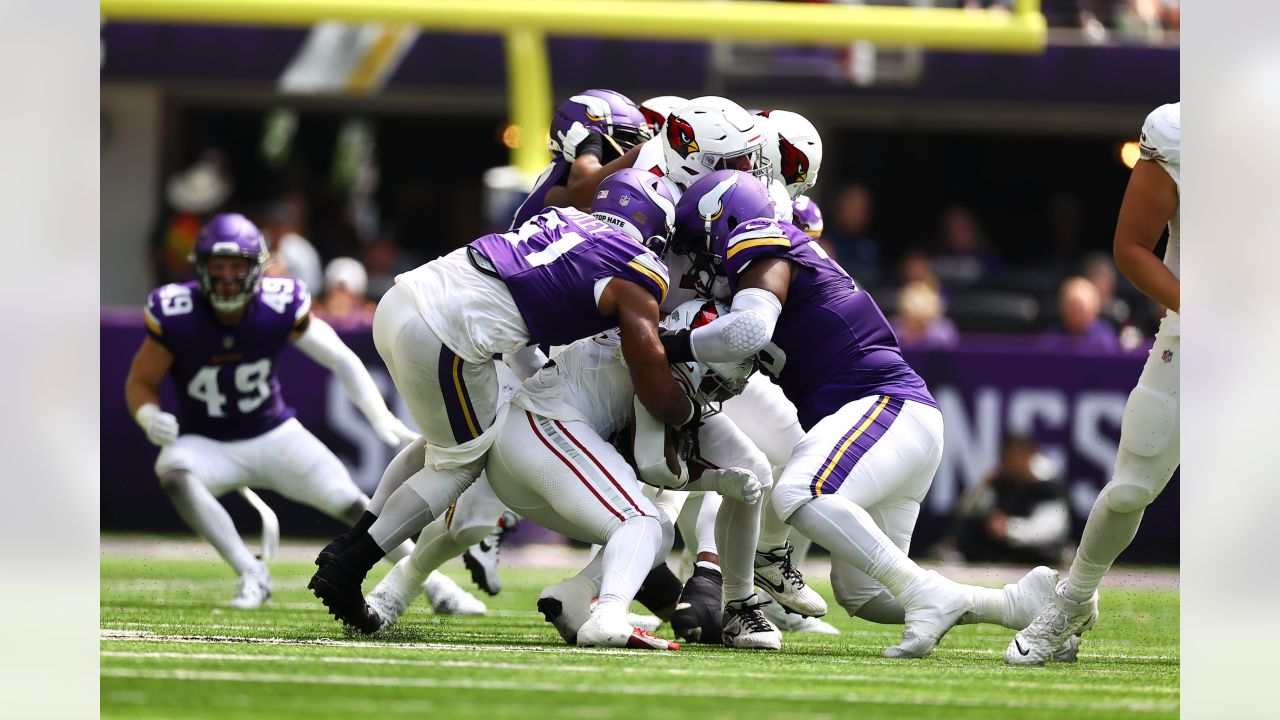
[135,403,179,446]
[370,413,418,447]
[554,121,592,163]
[702,467,762,504]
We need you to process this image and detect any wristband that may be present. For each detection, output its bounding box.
[660,329,696,364]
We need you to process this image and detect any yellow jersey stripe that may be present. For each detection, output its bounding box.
[627,260,669,302]
[725,237,790,260]
[814,395,892,496]
[452,356,481,439]
[143,308,162,336]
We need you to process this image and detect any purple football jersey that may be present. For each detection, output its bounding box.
[509,158,572,231]
[717,218,936,430]
[470,208,669,346]
[144,277,310,441]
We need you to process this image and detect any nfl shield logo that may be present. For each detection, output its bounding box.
[619,195,630,207]
[1161,349,1173,363]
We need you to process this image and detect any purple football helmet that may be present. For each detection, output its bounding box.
[549,89,651,158]
[590,168,677,255]
[791,195,824,238]
[672,170,775,258]
[189,213,270,312]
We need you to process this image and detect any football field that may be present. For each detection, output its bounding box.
[101,537,1178,719]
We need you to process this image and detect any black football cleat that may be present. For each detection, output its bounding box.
[671,564,724,644]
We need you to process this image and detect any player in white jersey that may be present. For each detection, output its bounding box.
[1007,102,1181,665]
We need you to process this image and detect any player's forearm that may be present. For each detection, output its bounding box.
[566,145,642,209]
[124,378,161,417]
[294,318,393,420]
[1115,241,1180,313]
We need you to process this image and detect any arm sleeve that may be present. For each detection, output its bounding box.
[688,287,782,363]
[291,315,392,422]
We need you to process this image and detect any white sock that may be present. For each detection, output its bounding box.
[404,517,466,587]
[789,532,813,564]
[715,496,761,603]
[596,516,663,610]
[959,586,1010,627]
[757,475,793,550]
[1066,506,1144,601]
[787,495,927,598]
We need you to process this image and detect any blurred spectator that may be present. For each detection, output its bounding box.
[316,257,376,328]
[897,248,939,288]
[363,233,409,299]
[892,281,959,350]
[1080,251,1132,330]
[930,204,1001,286]
[150,148,231,284]
[820,183,881,282]
[1039,276,1121,352]
[262,195,324,292]
[950,435,1072,565]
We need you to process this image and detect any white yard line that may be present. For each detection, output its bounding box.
[101,649,1178,695]
[99,667,1177,714]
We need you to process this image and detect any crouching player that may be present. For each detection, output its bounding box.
[124,213,466,609]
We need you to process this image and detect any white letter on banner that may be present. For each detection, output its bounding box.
[1070,391,1127,514]
[931,385,1001,514]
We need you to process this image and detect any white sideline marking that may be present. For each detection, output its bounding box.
[99,667,1177,713]
[101,649,1179,696]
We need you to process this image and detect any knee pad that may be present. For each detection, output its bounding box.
[770,479,811,522]
[447,521,493,547]
[1097,479,1157,515]
[1119,384,1177,458]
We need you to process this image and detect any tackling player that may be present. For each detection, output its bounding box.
[125,213,424,608]
[309,169,699,633]
[1006,103,1181,665]
[662,171,1059,658]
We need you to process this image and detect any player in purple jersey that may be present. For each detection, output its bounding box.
[309,169,702,633]
[510,89,651,230]
[661,172,1060,658]
[123,214,462,610]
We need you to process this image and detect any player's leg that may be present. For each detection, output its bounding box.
[311,289,501,631]
[632,486,686,620]
[447,476,517,596]
[1008,321,1180,665]
[775,396,972,659]
[489,411,677,649]
[155,435,269,608]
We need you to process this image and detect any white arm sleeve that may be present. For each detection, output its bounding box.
[1004,500,1070,549]
[689,287,782,363]
[292,316,391,422]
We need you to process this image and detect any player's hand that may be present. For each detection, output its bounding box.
[553,121,591,163]
[135,403,179,447]
[371,413,418,446]
[706,467,762,504]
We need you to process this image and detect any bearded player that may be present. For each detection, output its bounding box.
[1007,103,1181,665]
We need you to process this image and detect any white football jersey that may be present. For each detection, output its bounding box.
[768,179,793,223]
[1138,102,1180,279]
[632,136,683,201]
[394,247,531,364]
[513,330,635,438]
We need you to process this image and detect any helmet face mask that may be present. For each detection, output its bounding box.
[661,96,770,190]
[671,170,775,286]
[191,213,270,313]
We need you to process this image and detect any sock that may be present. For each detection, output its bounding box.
[369,483,439,553]
[596,516,663,610]
[959,586,1009,627]
[405,517,467,587]
[1066,506,1145,601]
[787,495,927,598]
[341,532,387,577]
[715,493,761,603]
[384,539,414,565]
[160,471,259,575]
[789,532,814,564]
[757,478,793,550]
[695,492,721,556]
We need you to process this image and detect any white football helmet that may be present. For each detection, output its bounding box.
[756,110,823,200]
[662,96,772,191]
[660,299,757,407]
[640,95,688,135]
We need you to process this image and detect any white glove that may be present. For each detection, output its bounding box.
[370,413,418,447]
[135,403,179,447]
[704,467,762,504]
[554,121,591,163]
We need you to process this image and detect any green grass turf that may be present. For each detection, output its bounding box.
[101,549,1178,719]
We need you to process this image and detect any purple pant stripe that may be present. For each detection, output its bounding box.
[437,345,476,445]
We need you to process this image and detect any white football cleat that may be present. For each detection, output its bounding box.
[1001,565,1060,630]
[426,571,487,616]
[722,595,782,650]
[1052,634,1083,663]
[753,543,828,617]
[577,607,680,650]
[463,511,518,596]
[228,561,272,610]
[536,574,597,645]
[626,612,661,632]
[763,601,841,635]
[1005,581,1098,666]
[366,559,421,629]
[883,571,973,659]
